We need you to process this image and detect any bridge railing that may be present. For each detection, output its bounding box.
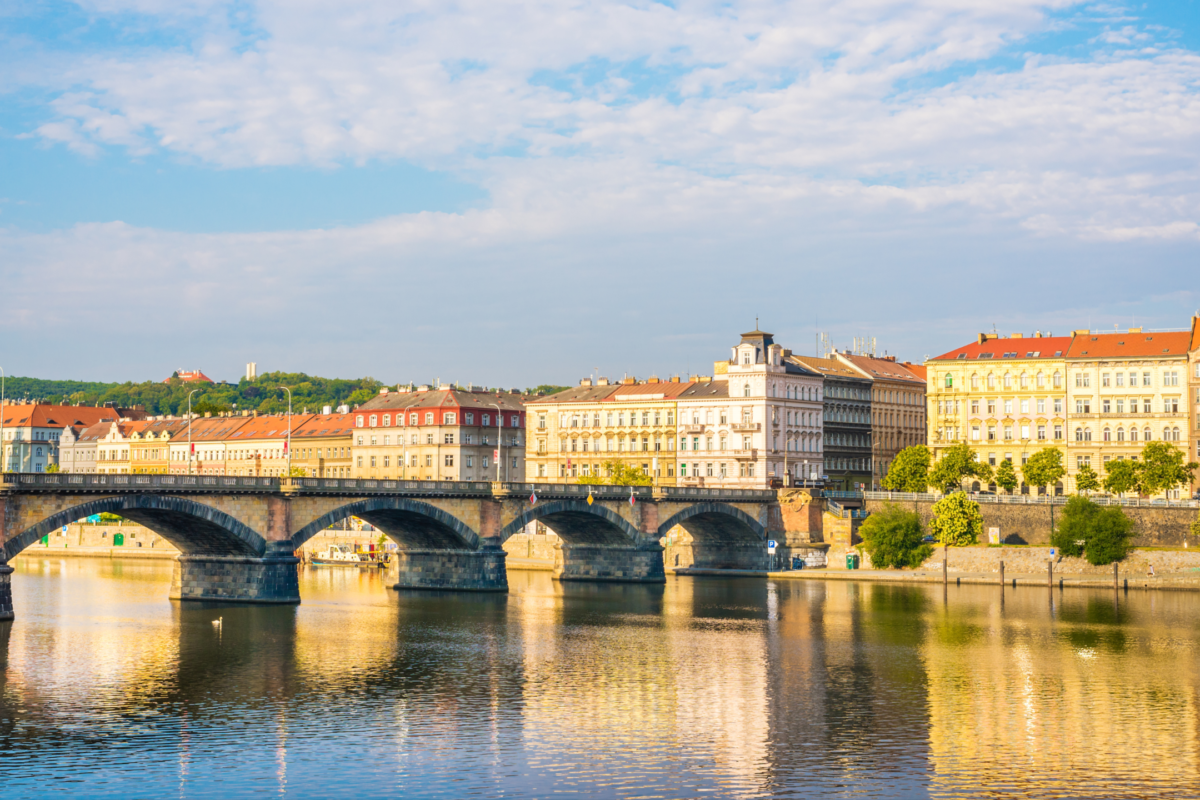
[2,472,778,503]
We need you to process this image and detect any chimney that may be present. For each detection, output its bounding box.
[579,378,593,386]
[597,377,610,386]
[1072,329,1090,336]
[977,333,991,344]
[622,377,636,385]
[1011,333,1023,339]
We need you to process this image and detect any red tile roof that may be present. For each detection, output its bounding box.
[930,336,1073,361]
[0,404,119,430]
[222,414,314,441]
[837,353,926,384]
[165,370,214,384]
[293,413,355,437]
[1191,316,1200,353]
[1066,331,1191,359]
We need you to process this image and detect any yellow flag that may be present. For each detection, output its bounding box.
[587,490,594,505]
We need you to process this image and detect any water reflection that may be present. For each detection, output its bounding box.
[0,557,1197,798]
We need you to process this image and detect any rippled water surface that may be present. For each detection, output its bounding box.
[2,557,1199,799]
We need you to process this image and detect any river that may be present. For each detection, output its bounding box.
[0,557,1196,798]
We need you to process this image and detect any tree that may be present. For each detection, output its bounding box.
[1102,458,1141,495]
[1051,495,1095,558]
[1084,507,1135,565]
[45,463,61,473]
[928,443,991,493]
[1075,463,1100,494]
[1138,441,1198,496]
[881,446,931,492]
[1050,495,1134,565]
[994,459,1018,494]
[930,492,982,546]
[1191,514,1200,542]
[285,466,308,478]
[1023,447,1066,493]
[576,459,652,486]
[859,504,932,568]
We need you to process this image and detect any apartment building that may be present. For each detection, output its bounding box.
[354,386,529,481]
[127,418,193,474]
[925,332,1072,491]
[290,413,355,478]
[167,416,252,475]
[835,353,926,489]
[1065,328,1192,497]
[526,378,690,484]
[1,404,118,473]
[787,355,872,491]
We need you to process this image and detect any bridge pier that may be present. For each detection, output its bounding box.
[0,564,12,621]
[388,547,508,591]
[666,541,769,572]
[554,542,666,583]
[169,554,301,604]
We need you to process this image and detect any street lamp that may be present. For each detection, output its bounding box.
[186,389,199,476]
[493,401,505,483]
[279,386,293,476]
[0,365,5,474]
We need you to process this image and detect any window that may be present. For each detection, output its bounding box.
[1103,428,1111,442]
[1037,424,1046,441]
[444,433,454,444]
[1102,373,1110,387]
[1165,371,1180,387]
[1054,398,1063,415]
[743,384,751,397]
[1143,399,1152,413]
[1021,424,1030,439]
[1116,428,1124,442]
[369,415,378,427]
[1054,424,1063,440]
[1075,399,1090,414]
[356,456,363,467]
[1102,399,1111,413]
[1076,456,1090,469]
[1116,399,1125,413]
[444,455,454,467]
[1003,425,1013,440]
[1142,371,1152,387]
[1020,399,1030,414]
[1003,374,1012,389]
[424,412,434,424]
[970,400,979,414]
[1053,372,1062,388]
[945,374,953,388]
[425,455,433,467]
[987,374,996,389]
[356,415,364,427]
[370,455,377,467]
[1004,400,1013,414]
[987,425,996,441]
[1166,398,1180,413]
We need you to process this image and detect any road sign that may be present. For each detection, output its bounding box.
[767,539,778,554]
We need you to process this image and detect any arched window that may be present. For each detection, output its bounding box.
[1003,373,1012,389]
[945,374,953,388]
[1102,428,1111,442]
[369,415,377,427]
[987,374,996,389]
[1130,427,1138,442]
[743,384,751,397]
[1036,372,1045,388]
[1020,373,1028,388]
[1053,371,1062,388]
[1143,427,1152,441]
[1116,428,1124,442]
[971,375,979,389]
[356,415,364,427]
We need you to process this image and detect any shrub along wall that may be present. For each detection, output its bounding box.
[862,499,1199,547]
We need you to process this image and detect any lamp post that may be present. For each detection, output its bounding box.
[186,389,199,476]
[493,402,505,483]
[280,386,293,476]
[0,365,5,474]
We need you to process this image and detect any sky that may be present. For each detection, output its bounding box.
[1,0,1198,387]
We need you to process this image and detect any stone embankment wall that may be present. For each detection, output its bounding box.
[503,532,559,566]
[19,523,177,558]
[863,498,1200,548]
[825,543,1200,575]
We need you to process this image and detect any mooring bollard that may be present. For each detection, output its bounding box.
[943,545,948,585]
[1000,560,1005,587]
[1048,559,1053,588]
[1113,562,1119,592]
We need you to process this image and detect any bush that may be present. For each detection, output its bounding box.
[1051,495,1095,558]
[1051,495,1134,565]
[859,504,932,568]
[1084,508,1134,566]
[930,492,982,546]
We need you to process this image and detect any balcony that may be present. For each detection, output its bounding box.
[731,449,758,459]
[731,422,760,432]
[684,424,706,434]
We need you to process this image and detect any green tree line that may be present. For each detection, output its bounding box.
[3,375,572,417]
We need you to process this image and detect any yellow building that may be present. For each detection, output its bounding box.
[290,413,355,478]
[925,332,1072,492]
[525,377,692,484]
[1064,328,1193,497]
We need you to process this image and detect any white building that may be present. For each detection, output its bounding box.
[675,329,824,488]
[1,404,118,473]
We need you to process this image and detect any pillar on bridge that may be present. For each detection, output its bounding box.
[0,564,13,622]
[168,542,301,604]
[388,546,508,591]
[552,541,666,583]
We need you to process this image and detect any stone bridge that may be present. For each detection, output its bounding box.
[0,473,788,618]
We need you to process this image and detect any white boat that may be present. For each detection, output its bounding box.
[311,544,382,567]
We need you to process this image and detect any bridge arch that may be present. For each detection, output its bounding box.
[499,500,642,546]
[656,502,766,544]
[290,498,481,551]
[4,495,267,561]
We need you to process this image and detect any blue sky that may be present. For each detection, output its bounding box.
[1,0,1198,385]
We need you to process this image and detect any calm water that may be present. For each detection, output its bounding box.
[2,558,1198,799]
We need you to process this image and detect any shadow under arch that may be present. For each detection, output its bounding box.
[499,500,642,546]
[656,502,766,544]
[4,495,267,561]
[290,498,481,551]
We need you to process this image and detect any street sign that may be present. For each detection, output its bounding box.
[988,526,1000,544]
[493,449,499,460]
[767,539,778,554]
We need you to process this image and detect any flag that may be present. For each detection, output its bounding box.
[529,491,538,506]
[587,489,594,506]
[629,487,636,506]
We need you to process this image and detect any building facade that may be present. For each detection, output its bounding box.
[1065,329,1193,497]
[291,413,355,478]
[354,386,529,482]
[1192,317,1200,494]
[1,404,118,473]
[714,330,824,487]
[788,355,871,491]
[526,379,687,484]
[835,353,926,489]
